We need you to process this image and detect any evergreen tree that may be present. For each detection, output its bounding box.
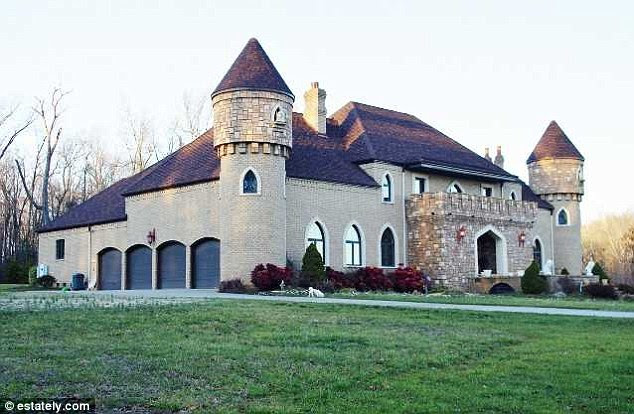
[592,262,609,280]
[301,244,325,285]
[521,260,548,294]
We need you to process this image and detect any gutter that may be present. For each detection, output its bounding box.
[408,161,518,182]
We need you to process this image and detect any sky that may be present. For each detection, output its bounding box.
[1,0,632,222]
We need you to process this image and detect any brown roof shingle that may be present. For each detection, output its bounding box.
[527,121,584,164]
[211,38,294,99]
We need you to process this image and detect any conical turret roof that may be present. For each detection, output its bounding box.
[211,38,293,99]
[527,121,584,164]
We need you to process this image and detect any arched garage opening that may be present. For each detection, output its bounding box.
[126,244,152,289]
[98,248,121,290]
[158,241,186,289]
[191,238,220,289]
[489,283,515,295]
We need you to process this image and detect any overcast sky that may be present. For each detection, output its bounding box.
[1,0,632,222]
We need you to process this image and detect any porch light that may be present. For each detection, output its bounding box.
[146,228,156,246]
[456,225,467,242]
[518,231,526,247]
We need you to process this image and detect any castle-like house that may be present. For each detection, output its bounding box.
[38,39,585,292]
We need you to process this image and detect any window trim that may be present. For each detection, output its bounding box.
[556,207,570,227]
[447,180,464,194]
[412,174,429,195]
[305,218,329,265]
[55,239,65,261]
[343,222,365,267]
[239,167,261,196]
[381,172,394,203]
[378,224,398,269]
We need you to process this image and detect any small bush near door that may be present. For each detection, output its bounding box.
[521,261,547,294]
[584,283,617,299]
[219,279,248,293]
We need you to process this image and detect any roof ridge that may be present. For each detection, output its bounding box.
[348,103,377,159]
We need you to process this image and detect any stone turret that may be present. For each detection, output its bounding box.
[211,38,294,281]
[527,120,584,274]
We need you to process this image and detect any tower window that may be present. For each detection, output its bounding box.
[557,208,569,226]
[242,169,258,194]
[273,107,286,125]
[345,225,362,266]
[382,173,393,202]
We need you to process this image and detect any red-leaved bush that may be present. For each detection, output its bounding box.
[389,267,424,293]
[353,267,393,291]
[251,263,293,291]
[326,267,354,290]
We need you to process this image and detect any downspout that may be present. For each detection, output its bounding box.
[402,170,408,266]
[550,210,555,270]
[88,225,93,286]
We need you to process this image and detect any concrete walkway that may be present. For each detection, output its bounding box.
[21,289,633,319]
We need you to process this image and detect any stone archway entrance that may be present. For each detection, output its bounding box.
[475,228,507,276]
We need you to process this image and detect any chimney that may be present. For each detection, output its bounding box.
[494,145,504,169]
[303,82,327,134]
[484,147,492,162]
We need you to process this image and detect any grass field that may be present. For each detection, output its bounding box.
[1,299,632,413]
[329,291,634,312]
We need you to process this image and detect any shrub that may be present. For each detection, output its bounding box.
[584,283,617,299]
[353,267,392,291]
[36,275,56,288]
[28,266,38,286]
[3,260,29,284]
[389,267,424,293]
[219,279,248,293]
[250,263,292,291]
[521,260,548,294]
[616,284,634,295]
[326,267,353,290]
[592,262,609,281]
[301,244,325,286]
[557,277,577,295]
[560,267,570,276]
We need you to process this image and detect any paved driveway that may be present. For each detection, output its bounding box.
[4,289,633,318]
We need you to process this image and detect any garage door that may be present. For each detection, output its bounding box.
[158,241,186,289]
[126,245,152,289]
[98,248,121,290]
[192,238,220,289]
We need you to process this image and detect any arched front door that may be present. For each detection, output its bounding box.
[126,245,152,289]
[158,241,186,289]
[98,248,121,290]
[477,231,499,274]
[191,238,220,289]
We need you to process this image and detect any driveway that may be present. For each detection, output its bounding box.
[3,289,634,318]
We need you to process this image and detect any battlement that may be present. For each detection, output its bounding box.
[407,192,537,223]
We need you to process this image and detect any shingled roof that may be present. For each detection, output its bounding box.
[520,181,553,211]
[211,38,294,99]
[527,121,584,164]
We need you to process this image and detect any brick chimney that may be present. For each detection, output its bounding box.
[484,147,492,162]
[494,145,504,169]
[303,82,327,134]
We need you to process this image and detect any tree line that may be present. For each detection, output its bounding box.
[0,87,209,282]
[582,211,634,279]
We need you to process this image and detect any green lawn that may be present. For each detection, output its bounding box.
[329,291,634,312]
[1,300,632,413]
[0,284,56,294]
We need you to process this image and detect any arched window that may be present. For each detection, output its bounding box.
[306,221,326,261]
[382,173,392,202]
[447,181,463,193]
[557,208,569,226]
[242,169,258,194]
[273,106,286,125]
[533,238,543,270]
[510,191,517,201]
[345,225,362,266]
[380,228,396,267]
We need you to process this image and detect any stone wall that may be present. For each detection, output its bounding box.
[406,192,537,290]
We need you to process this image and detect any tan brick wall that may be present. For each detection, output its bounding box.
[528,159,584,196]
[286,164,405,272]
[550,199,583,274]
[533,208,554,270]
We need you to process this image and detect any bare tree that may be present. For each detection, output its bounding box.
[16,88,69,226]
[122,108,156,174]
[582,212,634,277]
[0,105,33,162]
